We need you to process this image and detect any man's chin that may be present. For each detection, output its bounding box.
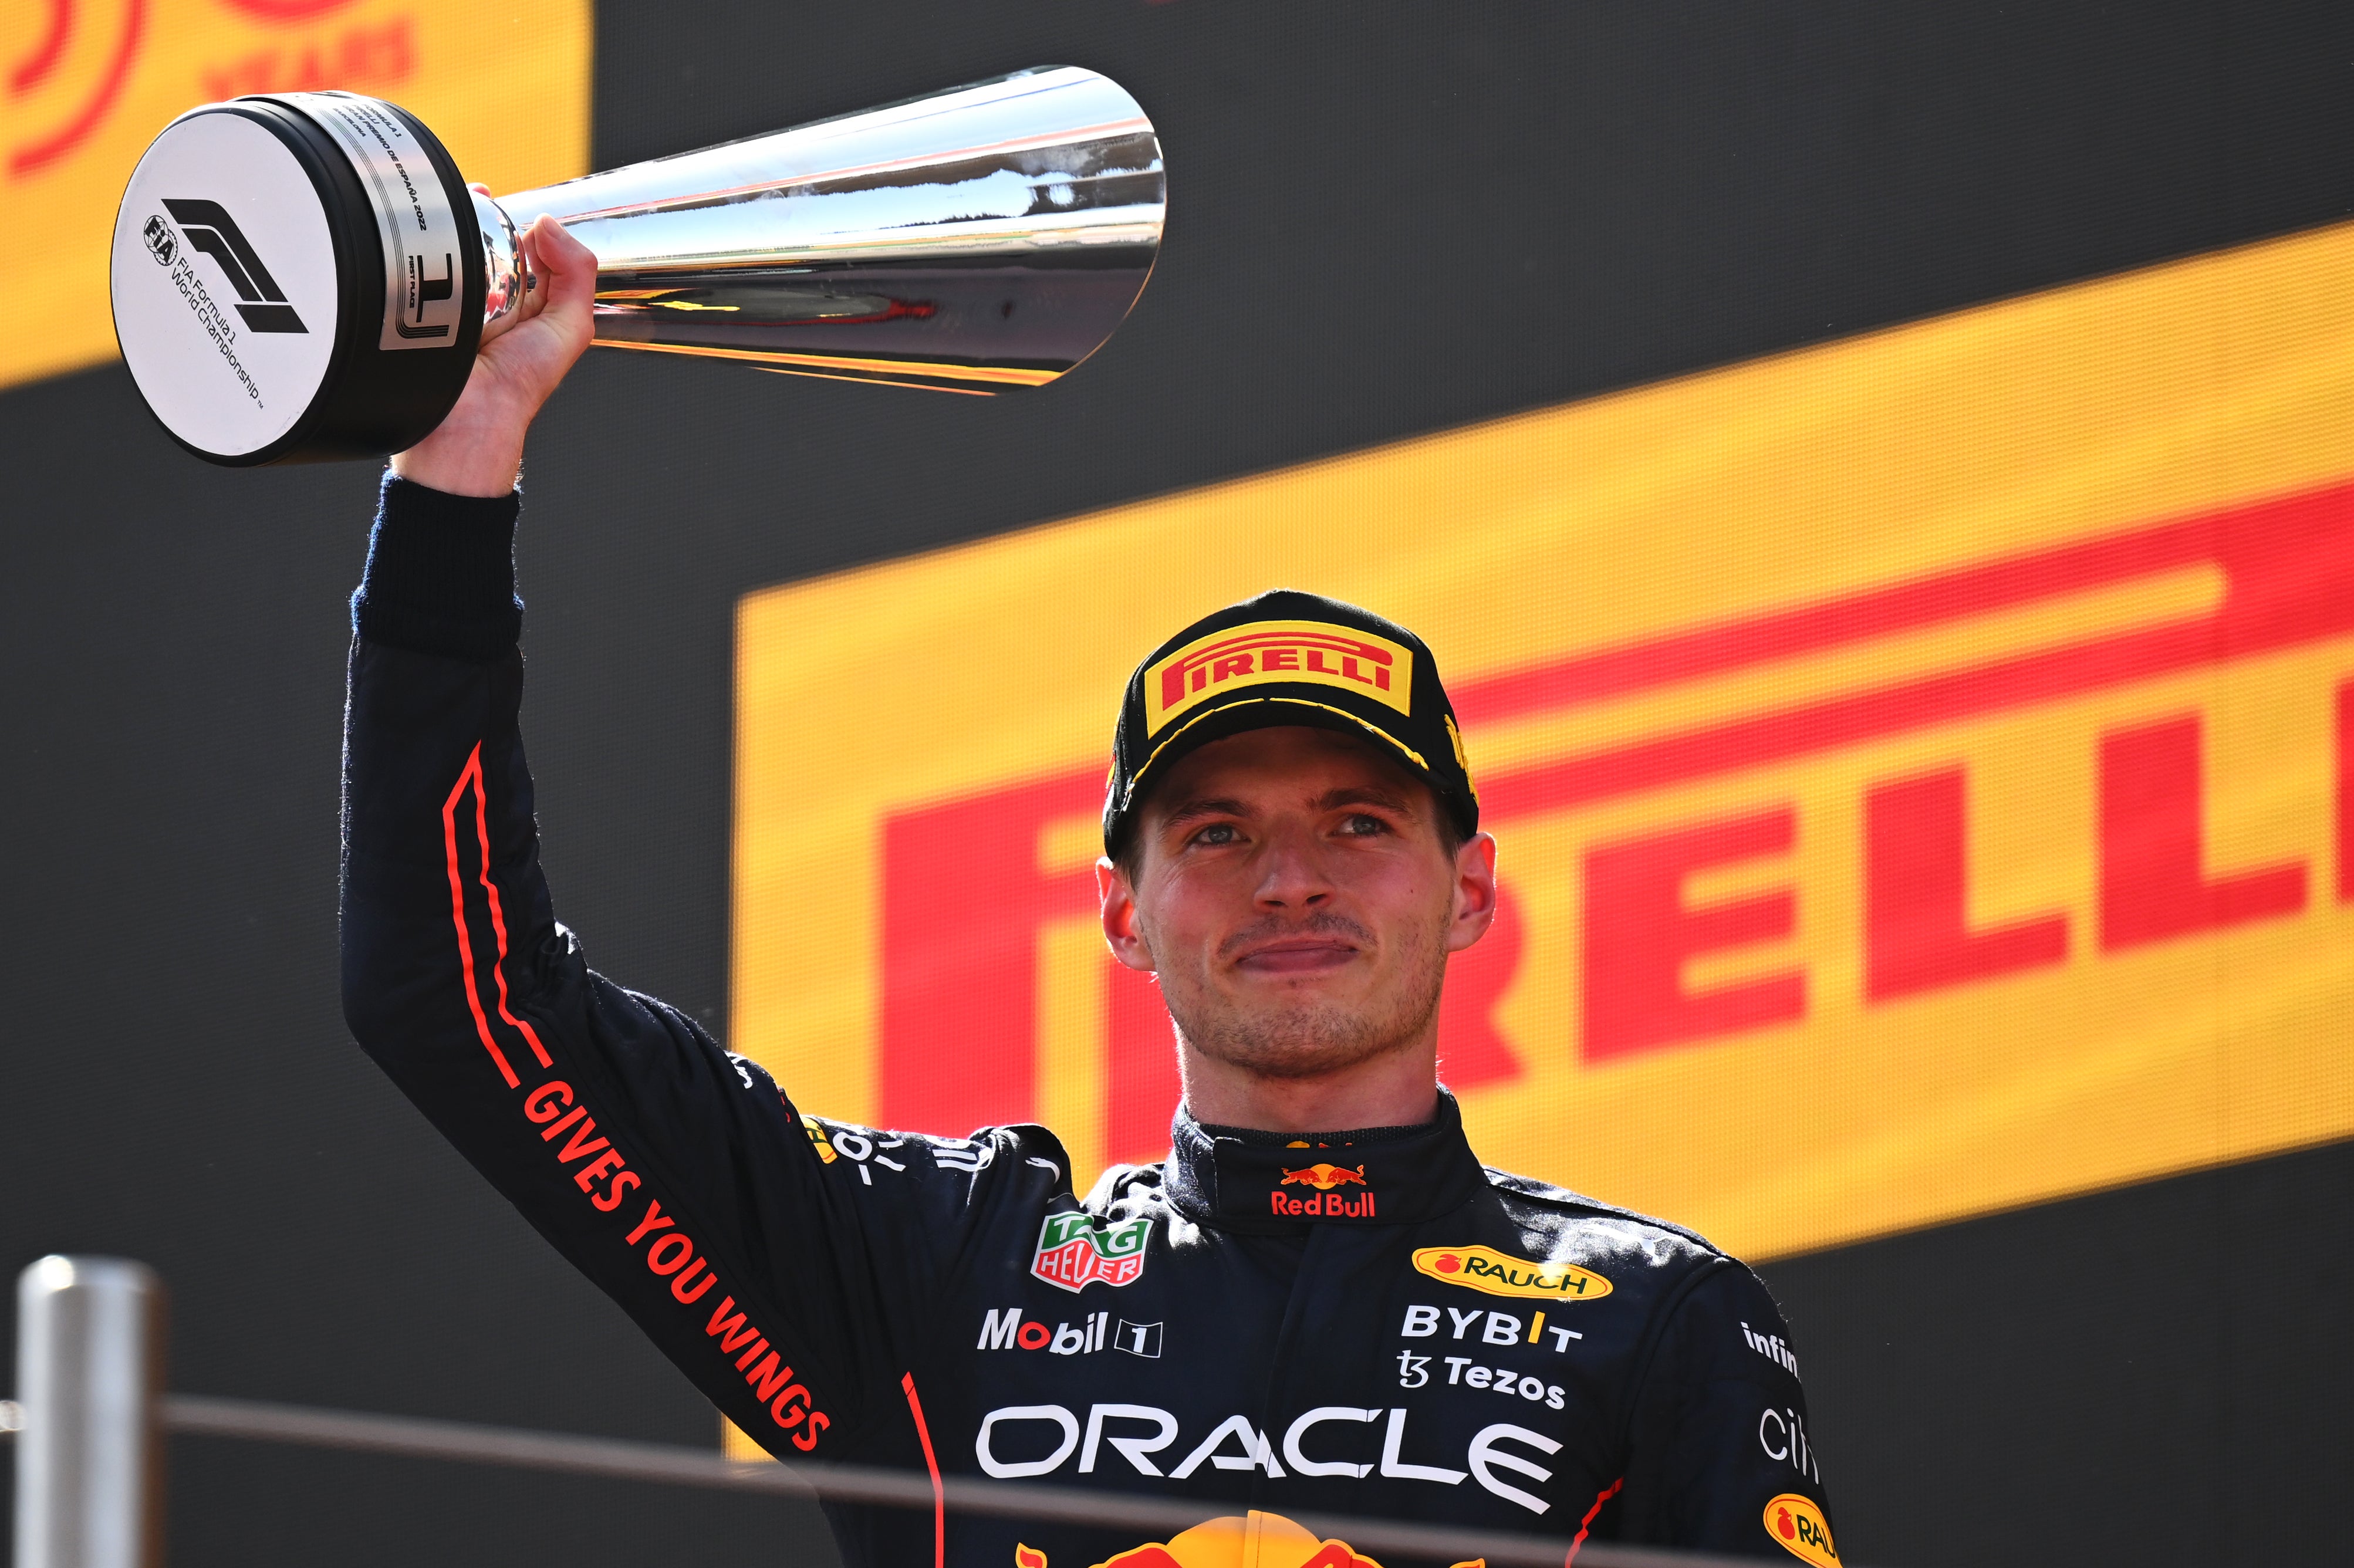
[1180,1003,1412,1081]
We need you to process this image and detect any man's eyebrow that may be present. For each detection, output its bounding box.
[1157,795,1252,832]
[1315,785,1419,814]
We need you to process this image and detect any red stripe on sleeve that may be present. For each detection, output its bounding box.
[442,746,519,1088]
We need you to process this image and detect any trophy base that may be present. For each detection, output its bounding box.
[112,94,485,467]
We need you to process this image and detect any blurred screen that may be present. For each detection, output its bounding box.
[0,0,590,391]
[735,218,2354,1263]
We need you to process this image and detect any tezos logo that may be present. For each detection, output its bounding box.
[160,200,309,334]
[1029,1212,1151,1292]
[1410,1245,1613,1302]
[1764,1494,1838,1567]
[142,215,177,267]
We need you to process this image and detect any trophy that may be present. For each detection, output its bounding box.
[109,67,1166,465]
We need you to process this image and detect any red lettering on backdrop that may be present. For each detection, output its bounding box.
[2339,681,2353,904]
[199,16,415,103]
[881,768,1521,1150]
[1105,954,1178,1161]
[882,771,1176,1161]
[1864,769,2069,1001]
[1582,807,1805,1062]
[2099,715,2306,950]
[1436,880,1524,1087]
[1461,480,2354,820]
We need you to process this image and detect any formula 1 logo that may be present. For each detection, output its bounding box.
[158,200,307,333]
[1029,1211,1151,1292]
[397,251,455,339]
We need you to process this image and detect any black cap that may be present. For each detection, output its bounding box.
[1102,589,1481,857]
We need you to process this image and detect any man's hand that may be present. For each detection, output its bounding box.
[389,204,597,498]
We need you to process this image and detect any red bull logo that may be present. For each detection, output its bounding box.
[1270,1165,1377,1219]
[1279,1163,1367,1191]
[1017,1510,1399,1568]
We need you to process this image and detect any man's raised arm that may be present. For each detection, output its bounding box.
[337,219,958,1459]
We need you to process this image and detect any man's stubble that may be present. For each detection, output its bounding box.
[1145,903,1454,1083]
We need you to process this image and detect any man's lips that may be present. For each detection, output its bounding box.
[1231,938,1360,975]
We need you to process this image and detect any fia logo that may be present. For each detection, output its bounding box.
[158,201,308,333]
[141,215,177,268]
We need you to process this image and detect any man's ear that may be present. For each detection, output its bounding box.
[1446,833,1499,954]
[1098,856,1157,973]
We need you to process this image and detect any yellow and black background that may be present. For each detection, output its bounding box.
[4,4,2353,1567]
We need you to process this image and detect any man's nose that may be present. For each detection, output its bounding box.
[1253,827,1333,907]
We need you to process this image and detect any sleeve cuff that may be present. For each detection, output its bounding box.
[350,472,524,661]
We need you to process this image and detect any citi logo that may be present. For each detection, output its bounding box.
[160,201,307,334]
[1741,1321,1799,1377]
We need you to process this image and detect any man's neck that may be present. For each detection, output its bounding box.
[1176,1039,1440,1134]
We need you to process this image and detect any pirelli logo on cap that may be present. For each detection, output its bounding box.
[1145,620,1414,731]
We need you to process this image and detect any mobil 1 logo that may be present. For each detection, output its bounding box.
[978,1308,1163,1358]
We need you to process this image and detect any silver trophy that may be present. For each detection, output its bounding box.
[110,67,1166,465]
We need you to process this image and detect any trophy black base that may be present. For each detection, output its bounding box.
[112,93,485,467]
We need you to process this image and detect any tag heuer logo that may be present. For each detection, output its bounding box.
[1029,1212,1151,1293]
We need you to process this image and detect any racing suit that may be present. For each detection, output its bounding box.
[340,478,1838,1568]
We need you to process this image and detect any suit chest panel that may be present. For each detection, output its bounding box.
[930,1204,1670,1530]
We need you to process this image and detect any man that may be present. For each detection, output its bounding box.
[342,215,1835,1568]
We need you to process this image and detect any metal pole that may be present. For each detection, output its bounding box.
[13,1256,166,1568]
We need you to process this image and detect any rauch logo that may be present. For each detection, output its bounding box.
[1030,1211,1151,1293]
[1764,1494,1837,1568]
[1411,1245,1613,1302]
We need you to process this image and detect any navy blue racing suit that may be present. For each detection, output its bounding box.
[339,478,1838,1568]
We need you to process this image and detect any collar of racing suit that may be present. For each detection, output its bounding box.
[1161,1090,1491,1232]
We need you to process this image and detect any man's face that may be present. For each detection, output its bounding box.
[1097,725,1497,1082]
